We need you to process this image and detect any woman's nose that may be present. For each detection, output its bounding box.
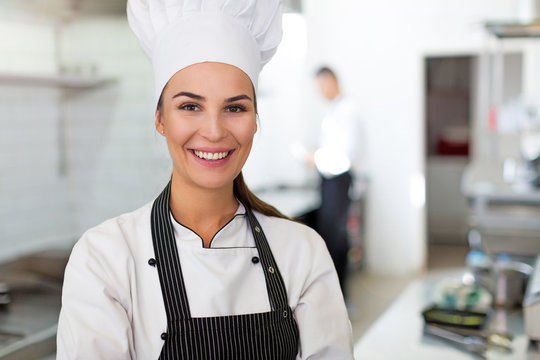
[200,112,227,141]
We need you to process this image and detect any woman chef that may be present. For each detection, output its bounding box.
[57,0,353,358]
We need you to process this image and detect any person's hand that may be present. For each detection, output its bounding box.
[305,153,316,168]
[290,142,315,168]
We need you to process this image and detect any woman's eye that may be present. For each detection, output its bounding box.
[226,105,246,113]
[179,103,200,111]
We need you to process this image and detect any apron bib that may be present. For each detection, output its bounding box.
[150,182,299,359]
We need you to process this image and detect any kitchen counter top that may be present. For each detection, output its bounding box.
[461,160,540,256]
[354,269,540,360]
[255,185,320,218]
[461,160,540,204]
[0,290,59,360]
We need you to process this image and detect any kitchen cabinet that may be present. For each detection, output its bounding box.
[427,157,470,245]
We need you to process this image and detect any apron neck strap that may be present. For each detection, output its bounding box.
[151,181,192,320]
[244,207,290,311]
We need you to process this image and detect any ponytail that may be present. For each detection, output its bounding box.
[233,172,289,219]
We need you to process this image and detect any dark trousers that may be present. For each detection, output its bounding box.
[316,171,352,296]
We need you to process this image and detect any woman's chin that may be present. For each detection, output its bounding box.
[188,176,236,192]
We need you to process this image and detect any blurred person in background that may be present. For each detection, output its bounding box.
[308,66,362,297]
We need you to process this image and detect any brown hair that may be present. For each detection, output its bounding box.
[233,172,289,219]
[157,84,289,220]
[315,65,338,80]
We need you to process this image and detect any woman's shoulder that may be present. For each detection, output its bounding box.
[253,212,337,303]
[74,202,154,255]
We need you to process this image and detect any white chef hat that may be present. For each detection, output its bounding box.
[127,0,283,106]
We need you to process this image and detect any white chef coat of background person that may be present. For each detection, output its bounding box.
[290,70,364,185]
[313,68,362,180]
[314,95,360,177]
[56,0,353,359]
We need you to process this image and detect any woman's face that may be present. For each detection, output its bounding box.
[156,62,257,192]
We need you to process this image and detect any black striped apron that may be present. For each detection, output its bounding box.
[150,182,299,359]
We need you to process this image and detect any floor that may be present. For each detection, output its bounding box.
[347,242,469,344]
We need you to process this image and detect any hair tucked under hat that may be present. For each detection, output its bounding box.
[127,0,283,106]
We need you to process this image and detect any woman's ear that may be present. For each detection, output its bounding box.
[155,109,165,135]
[254,115,259,134]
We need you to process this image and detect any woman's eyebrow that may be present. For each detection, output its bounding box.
[225,94,252,103]
[172,91,205,100]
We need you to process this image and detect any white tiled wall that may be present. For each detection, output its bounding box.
[60,16,172,236]
[0,15,71,261]
[0,19,57,74]
[0,13,171,261]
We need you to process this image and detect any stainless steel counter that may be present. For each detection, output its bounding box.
[255,185,320,218]
[0,290,59,360]
[0,250,68,359]
[461,160,540,205]
[354,269,540,360]
[461,160,540,256]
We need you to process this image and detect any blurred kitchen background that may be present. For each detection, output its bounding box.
[2,0,540,359]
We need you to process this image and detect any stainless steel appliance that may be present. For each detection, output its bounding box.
[524,254,540,341]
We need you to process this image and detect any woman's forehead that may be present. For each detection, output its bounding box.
[168,62,253,91]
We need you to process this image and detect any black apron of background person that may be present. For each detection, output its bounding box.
[316,171,352,296]
[150,182,299,359]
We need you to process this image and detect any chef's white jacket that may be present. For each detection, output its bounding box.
[316,95,363,179]
[57,202,353,359]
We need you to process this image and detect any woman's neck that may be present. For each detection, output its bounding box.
[169,175,239,247]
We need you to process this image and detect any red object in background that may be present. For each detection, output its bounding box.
[488,106,497,133]
[437,138,469,156]
[347,213,362,236]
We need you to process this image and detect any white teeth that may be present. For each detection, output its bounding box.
[194,150,229,160]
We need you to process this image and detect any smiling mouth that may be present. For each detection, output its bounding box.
[193,150,231,161]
